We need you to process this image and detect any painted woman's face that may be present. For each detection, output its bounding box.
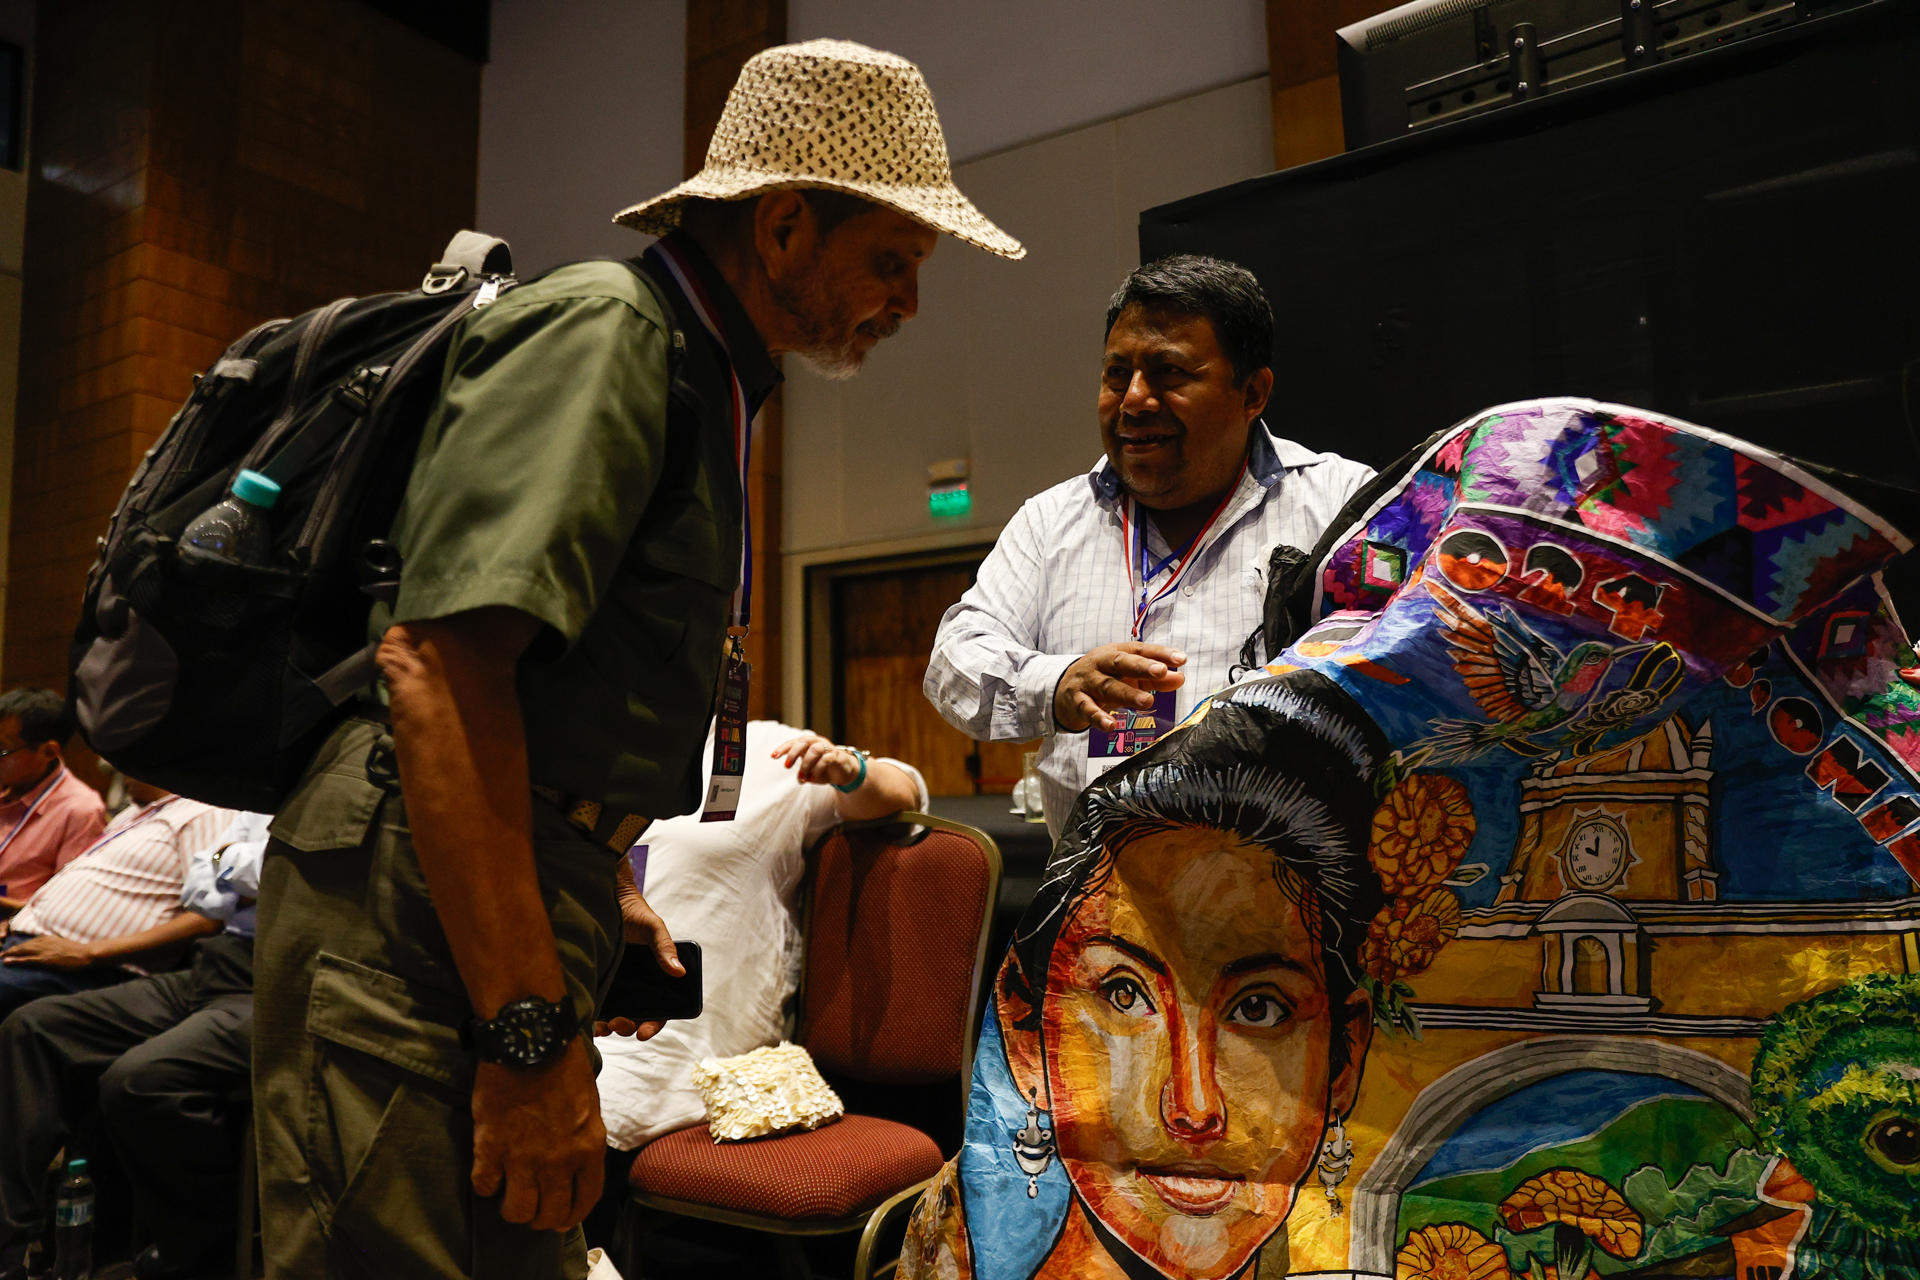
[1041,825,1339,1279]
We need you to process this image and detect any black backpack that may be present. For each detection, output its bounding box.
[67,231,664,812]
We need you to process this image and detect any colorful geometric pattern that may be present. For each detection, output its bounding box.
[1337,400,1907,628]
[1321,434,1463,613]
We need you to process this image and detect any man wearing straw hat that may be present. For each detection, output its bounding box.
[249,39,1021,1280]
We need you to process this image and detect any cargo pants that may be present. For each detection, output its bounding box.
[252,716,624,1280]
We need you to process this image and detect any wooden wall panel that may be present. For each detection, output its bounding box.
[685,0,788,721]
[835,563,1035,797]
[6,0,480,695]
[1264,0,1405,168]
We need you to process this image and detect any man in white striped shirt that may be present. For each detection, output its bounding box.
[0,809,268,1279]
[927,256,1374,838]
[0,779,234,1022]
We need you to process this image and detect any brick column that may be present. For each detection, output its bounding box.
[7,0,479,694]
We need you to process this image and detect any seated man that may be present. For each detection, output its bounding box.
[0,688,107,911]
[594,721,925,1149]
[0,779,235,1023]
[0,810,269,1280]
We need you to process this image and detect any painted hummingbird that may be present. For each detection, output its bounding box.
[1417,579,1654,762]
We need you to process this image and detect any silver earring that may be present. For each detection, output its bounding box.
[1317,1113,1355,1217]
[1012,1088,1056,1198]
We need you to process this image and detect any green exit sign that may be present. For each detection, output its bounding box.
[929,483,971,519]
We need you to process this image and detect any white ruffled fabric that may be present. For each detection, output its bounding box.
[693,1041,844,1142]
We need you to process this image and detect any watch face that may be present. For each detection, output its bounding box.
[479,998,571,1067]
[1565,819,1627,888]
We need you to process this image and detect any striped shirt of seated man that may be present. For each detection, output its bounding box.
[0,777,237,1025]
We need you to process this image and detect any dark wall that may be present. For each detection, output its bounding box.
[1141,3,1920,504]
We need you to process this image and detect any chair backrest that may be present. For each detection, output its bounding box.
[796,812,1001,1092]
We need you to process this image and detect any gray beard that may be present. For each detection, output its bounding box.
[770,268,863,381]
[789,343,863,381]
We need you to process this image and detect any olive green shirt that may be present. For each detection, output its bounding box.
[371,239,779,816]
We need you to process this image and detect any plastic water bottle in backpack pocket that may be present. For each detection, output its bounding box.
[176,468,282,628]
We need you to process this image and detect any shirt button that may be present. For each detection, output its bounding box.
[1182,584,1195,597]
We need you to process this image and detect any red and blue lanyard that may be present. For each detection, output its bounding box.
[646,240,757,822]
[1119,463,1245,640]
[642,241,754,633]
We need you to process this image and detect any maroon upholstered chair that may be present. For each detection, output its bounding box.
[622,812,1001,1280]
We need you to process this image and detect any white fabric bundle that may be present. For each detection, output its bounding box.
[693,1041,844,1142]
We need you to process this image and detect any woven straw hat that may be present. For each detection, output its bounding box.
[613,39,1024,260]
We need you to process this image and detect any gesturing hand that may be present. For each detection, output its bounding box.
[770,732,862,789]
[471,1036,606,1231]
[1052,642,1187,732]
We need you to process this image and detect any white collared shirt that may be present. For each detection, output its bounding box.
[925,423,1373,838]
[177,811,273,937]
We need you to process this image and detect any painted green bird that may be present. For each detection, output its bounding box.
[1750,971,1920,1280]
[1416,579,1655,763]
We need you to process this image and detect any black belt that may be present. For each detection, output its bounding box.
[357,707,646,856]
[532,786,650,856]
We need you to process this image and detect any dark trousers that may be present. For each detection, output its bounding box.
[0,932,253,1265]
[0,933,135,1023]
[253,717,617,1280]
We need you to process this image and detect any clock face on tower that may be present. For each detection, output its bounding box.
[1564,817,1629,889]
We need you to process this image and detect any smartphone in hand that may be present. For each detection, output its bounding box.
[602,940,703,1025]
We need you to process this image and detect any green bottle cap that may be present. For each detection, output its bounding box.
[66,1157,87,1174]
[231,469,281,509]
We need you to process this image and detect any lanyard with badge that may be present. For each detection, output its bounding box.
[1089,467,1245,763]
[644,242,754,822]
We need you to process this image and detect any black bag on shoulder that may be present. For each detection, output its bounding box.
[67,231,523,812]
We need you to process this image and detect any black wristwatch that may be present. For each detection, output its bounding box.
[463,996,580,1068]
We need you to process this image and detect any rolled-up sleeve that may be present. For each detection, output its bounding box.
[179,811,272,921]
[925,500,1073,742]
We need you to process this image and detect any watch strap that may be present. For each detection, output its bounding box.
[463,995,582,1068]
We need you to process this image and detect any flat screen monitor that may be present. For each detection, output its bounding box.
[1141,0,1920,577]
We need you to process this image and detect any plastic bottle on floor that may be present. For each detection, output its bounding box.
[52,1158,92,1280]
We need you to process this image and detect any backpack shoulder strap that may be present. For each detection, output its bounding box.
[619,258,682,343]
[1237,424,1457,672]
[619,257,698,415]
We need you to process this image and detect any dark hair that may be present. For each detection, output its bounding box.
[0,687,71,747]
[679,188,879,243]
[1006,672,1386,1075]
[798,188,877,236]
[1104,254,1275,386]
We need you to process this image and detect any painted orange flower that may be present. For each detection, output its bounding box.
[1361,888,1462,982]
[1396,1222,1512,1280]
[1497,1167,1644,1270]
[1369,773,1476,892]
